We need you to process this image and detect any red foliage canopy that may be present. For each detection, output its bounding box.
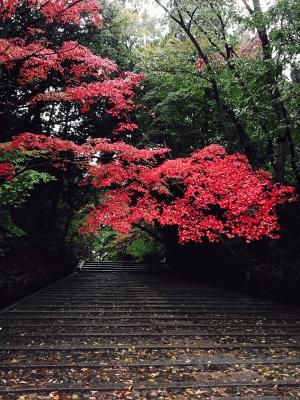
[1,0,102,26]
[5,133,295,244]
[0,162,14,180]
[0,0,142,135]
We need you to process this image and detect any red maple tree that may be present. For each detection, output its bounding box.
[3,133,295,244]
[0,0,142,138]
[0,161,14,180]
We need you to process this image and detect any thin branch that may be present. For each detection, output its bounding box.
[241,0,254,14]
[133,222,164,243]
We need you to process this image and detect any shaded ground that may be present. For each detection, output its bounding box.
[0,250,73,309]
[0,262,299,399]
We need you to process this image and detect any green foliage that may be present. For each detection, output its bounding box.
[87,0,161,70]
[135,35,220,156]
[0,148,57,252]
[0,210,25,256]
[134,0,300,185]
[126,237,164,261]
[89,228,119,260]
[0,170,55,206]
[80,226,165,262]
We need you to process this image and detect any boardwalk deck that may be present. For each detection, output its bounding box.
[0,261,299,399]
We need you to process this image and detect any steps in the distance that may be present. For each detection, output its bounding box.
[79,261,167,273]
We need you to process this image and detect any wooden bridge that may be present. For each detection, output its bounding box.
[0,261,299,399]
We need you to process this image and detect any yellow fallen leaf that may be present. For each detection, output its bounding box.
[81,367,89,373]
[149,372,160,378]
[185,388,195,395]
[18,396,26,400]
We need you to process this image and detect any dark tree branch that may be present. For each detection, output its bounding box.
[133,222,164,243]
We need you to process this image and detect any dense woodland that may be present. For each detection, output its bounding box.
[0,0,299,305]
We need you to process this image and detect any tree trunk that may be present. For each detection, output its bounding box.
[251,0,299,185]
